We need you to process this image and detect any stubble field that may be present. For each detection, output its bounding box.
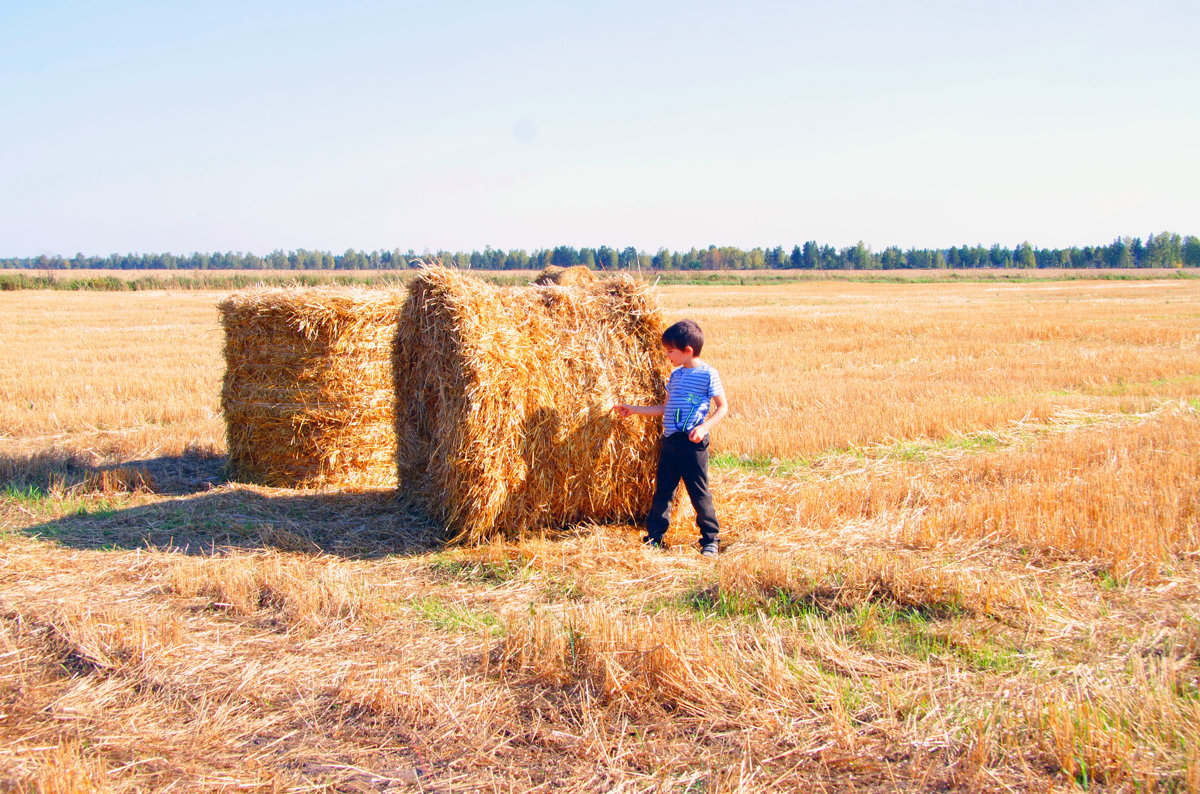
[2,278,1198,792]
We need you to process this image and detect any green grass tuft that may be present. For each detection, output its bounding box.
[402,596,502,635]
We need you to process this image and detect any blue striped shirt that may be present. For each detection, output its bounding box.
[663,361,724,437]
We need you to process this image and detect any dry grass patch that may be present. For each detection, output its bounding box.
[167,551,382,629]
[0,291,223,458]
[711,403,1200,582]
[907,404,1200,579]
[498,605,823,720]
[953,646,1200,790]
[715,547,1030,620]
[9,741,111,794]
[1,544,447,790]
[681,280,1200,459]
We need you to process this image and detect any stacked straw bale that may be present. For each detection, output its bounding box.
[533,265,596,286]
[220,287,406,489]
[395,267,669,543]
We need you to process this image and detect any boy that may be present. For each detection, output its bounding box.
[614,319,728,556]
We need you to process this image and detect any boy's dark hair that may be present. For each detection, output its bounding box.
[662,319,704,355]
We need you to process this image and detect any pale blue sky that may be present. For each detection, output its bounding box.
[2,0,1197,257]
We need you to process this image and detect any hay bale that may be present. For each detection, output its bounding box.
[533,265,596,286]
[219,287,406,489]
[395,267,668,543]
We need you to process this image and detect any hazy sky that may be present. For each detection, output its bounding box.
[3,0,1197,257]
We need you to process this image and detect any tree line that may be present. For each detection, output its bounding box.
[4,233,1197,272]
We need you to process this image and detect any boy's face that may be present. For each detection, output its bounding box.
[662,343,693,367]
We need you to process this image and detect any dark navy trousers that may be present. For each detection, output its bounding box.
[646,432,720,546]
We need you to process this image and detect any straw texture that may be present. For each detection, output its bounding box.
[219,287,406,489]
[533,265,597,286]
[395,267,668,542]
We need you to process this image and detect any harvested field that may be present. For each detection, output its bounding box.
[2,278,1199,791]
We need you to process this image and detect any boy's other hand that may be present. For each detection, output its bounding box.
[614,404,633,418]
[688,425,709,442]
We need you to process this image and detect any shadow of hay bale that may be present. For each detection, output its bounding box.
[17,487,438,559]
[0,448,226,497]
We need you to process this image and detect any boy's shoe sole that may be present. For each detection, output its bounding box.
[700,544,718,557]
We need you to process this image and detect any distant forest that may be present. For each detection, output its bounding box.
[4,233,1198,272]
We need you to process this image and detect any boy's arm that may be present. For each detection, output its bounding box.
[688,393,728,442]
[614,403,666,418]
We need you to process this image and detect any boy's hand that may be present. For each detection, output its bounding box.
[614,404,633,418]
[688,424,709,442]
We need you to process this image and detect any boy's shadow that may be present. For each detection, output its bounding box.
[5,449,439,559]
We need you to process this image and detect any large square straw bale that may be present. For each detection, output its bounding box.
[219,287,406,489]
[395,267,669,543]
